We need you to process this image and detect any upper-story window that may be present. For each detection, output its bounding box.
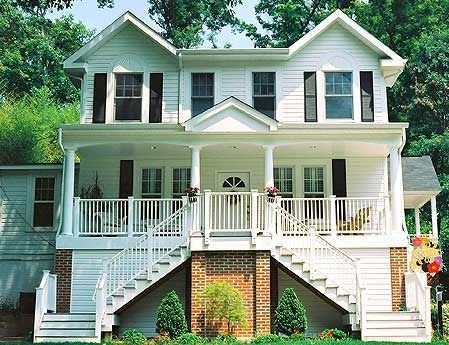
[253,72,275,118]
[325,72,353,119]
[115,73,143,121]
[33,177,55,227]
[191,73,214,116]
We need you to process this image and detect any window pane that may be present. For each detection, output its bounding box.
[115,98,142,120]
[141,168,162,197]
[304,167,324,194]
[33,203,53,227]
[253,72,275,96]
[274,167,293,196]
[173,168,191,197]
[192,73,214,97]
[253,97,275,118]
[192,97,214,116]
[325,96,353,119]
[35,178,55,201]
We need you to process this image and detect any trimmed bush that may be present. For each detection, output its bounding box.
[274,288,307,336]
[174,332,206,345]
[251,333,283,344]
[156,291,188,338]
[318,328,348,340]
[122,329,146,345]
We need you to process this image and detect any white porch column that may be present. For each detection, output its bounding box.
[389,147,404,232]
[190,146,201,189]
[431,196,438,238]
[61,148,76,236]
[263,146,274,187]
[414,207,421,235]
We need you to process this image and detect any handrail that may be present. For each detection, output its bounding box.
[94,273,107,341]
[34,270,57,342]
[355,259,367,340]
[405,272,432,340]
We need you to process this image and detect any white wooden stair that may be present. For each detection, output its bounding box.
[363,311,430,342]
[34,313,97,343]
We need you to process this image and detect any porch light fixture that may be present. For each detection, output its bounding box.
[309,145,317,149]
[232,146,237,149]
[150,146,157,150]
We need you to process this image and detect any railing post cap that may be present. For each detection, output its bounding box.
[128,196,134,200]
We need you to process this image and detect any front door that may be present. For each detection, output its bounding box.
[213,172,251,230]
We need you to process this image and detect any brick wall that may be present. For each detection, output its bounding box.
[54,249,73,313]
[190,251,271,338]
[390,247,407,311]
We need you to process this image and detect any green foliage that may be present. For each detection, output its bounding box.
[274,288,307,336]
[156,291,188,339]
[0,87,78,164]
[173,333,206,345]
[289,332,307,341]
[443,303,449,338]
[318,328,348,340]
[122,329,147,345]
[202,281,246,334]
[148,0,241,48]
[251,333,283,344]
[0,0,93,102]
[211,334,238,344]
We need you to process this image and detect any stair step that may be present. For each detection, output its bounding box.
[364,336,429,342]
[366,311,421,321]
[37,329,95,337]
[367,320,424,329]
[41,321,96,329]
[43,314,95,322]
[364,327,426,337]
[35,336,98,343]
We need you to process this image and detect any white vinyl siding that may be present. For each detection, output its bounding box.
[82,24,178,124]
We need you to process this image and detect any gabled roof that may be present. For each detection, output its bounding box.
[63,11,177,70]
[183,97,278,132]
[402,156,441,193]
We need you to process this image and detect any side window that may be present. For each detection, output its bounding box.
[325,72,353,119]
[172,168,191,198]
[274,167,293,197]
[141,168,162,198]
[253,72,276,118]
[115,73,143,121]
[191,73,214,116]
[33,177,55,227]
[149,73,163,123]
[303,167,325,198]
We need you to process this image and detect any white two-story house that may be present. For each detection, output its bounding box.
[1,9,441,343]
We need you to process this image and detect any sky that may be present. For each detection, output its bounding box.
[48,0,259,48]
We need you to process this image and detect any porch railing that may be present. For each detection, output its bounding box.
[72,194,390,237]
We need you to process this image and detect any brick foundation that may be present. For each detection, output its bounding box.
[190,251,271,338]
[390,247,407,311]
[55,249,73,313]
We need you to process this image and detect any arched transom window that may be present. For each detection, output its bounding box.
[222,176,246,189]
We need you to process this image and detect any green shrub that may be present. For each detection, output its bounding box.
[203,282,246,334]
[274,288,307,336]
[289,332,307,341]
[174,332,206,345]
[251,333,283,344]
[122,329,147,345]
[156,291,188,338]
[318,328,348,340]
[443,303,449,337]
[212,333,239,344]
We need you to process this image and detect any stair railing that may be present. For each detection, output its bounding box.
[268,201,356,296]
[34,270,57,342]
[102,201,189,297]
[93,273,107,341]
[405,272,432,340]
[355,259,367,340]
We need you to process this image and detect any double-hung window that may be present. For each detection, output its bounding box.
[253,72,276,118]
[141,168,162,199]
[115,73,143,120]
[33,177,55,227]
[172,168,191,199]
[274,167,293,198]
[191,73,214,116]
[303,167,325,198]
[325,72,353,119]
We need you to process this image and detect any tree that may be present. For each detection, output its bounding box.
[148,0,242,48]
[202,281,246,334]
[274,288,307,336]
[0,0,93,102]
[235,0,357,48]
[14,0,114,14]
[156,291,188,338]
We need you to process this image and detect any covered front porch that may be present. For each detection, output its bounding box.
[57,122,408,242]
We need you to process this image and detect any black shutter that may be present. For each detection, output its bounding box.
[332,159,347,220]
[93,73,107,123]
[119,160,134,198]
[304,72,317,122]
[360,71,374,122]
[149,73,163,123]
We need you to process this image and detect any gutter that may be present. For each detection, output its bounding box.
[56,128,65,236]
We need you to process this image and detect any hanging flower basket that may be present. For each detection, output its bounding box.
[264,186,279,202]
[185,187,199,203]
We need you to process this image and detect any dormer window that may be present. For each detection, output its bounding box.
[325,72,353,119]
[253,72,275,118]
[191,73,214,116]
[115,73,143,121]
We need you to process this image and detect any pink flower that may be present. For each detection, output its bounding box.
[434,256,443,265]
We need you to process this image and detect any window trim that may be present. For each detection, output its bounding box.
[302,166,326,198]
[252,71,276,118]
[172,167,191,199]
[113,72,144,122]
[191,72,215,117]
[140,167,164,199]
[324,71,354,120]
[32,176,56,229]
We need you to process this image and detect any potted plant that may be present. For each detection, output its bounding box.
[264,186,279,201]
[185,187,199,203]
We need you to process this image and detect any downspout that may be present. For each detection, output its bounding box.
[56,128,65,236]
[178,52,183,124]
